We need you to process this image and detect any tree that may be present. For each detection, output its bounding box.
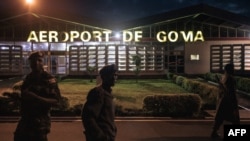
[87,66,96,82]
[132,55,142,83]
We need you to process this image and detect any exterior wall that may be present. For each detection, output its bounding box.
[185,41,210,74]
[185,40,250,75]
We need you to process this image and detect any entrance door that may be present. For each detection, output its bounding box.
[57,55,67,74]
[49,48,68,75]
[50,55,67,75]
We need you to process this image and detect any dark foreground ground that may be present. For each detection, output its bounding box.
[1,115,250,141]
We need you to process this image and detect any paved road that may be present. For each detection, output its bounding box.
[1,118,250,141]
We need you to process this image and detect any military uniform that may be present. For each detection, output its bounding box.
[14,51,61,141]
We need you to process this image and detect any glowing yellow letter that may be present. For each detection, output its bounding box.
[103,31,112,42]
[180,31,193,42]
[168,31,178,42]
[70,31,79,42]
[93,31,102,42]
[48,31,58,42]
[27,31,38,42]
[61,32,69,42]
[39,31,48,42]
[156,31,166,42]
[194,31,204,42]
[80,31,91,42]
[123,31,133,42]
[134,31,143,42]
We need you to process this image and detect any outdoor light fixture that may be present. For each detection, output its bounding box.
[115,32,121,39]
[190,54,200,61]
[26,0,34,5]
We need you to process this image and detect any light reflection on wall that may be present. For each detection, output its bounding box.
[1,41,250,75]
[51,43,66,51]
[211,44,250,71]
[33,42,49,51]
[245,45,250,70]
[68,44,164,74]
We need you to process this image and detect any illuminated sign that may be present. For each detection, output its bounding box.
[27,30,204,42]
[156,31,204,42]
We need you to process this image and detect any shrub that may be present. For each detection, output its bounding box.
[175,76,185,86]
[143,94,202,117]
[69,103,83,116]
[1,80,71,116]
[172,74,178,82]
[237,77,250,93]
[52,96,70,111]
[203,72,222,82]
[0,91,21,115]
[173,74,219,110]
[166,72,174,80]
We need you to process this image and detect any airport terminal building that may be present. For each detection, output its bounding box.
[1,4,250,77]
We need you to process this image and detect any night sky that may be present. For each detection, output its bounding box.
[1,0,250,22]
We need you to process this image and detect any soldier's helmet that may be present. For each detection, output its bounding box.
[28,51,44,60]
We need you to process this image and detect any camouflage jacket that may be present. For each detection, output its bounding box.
[16,70,61,134]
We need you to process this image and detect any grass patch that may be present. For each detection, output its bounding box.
[59,79,188,110]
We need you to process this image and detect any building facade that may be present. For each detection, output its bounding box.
[1,4,250,77]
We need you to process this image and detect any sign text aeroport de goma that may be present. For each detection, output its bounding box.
[27,30,205,42]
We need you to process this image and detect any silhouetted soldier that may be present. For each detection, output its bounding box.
[14,51,62,141]
[211,63,240,138]
[81,64,118,141]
